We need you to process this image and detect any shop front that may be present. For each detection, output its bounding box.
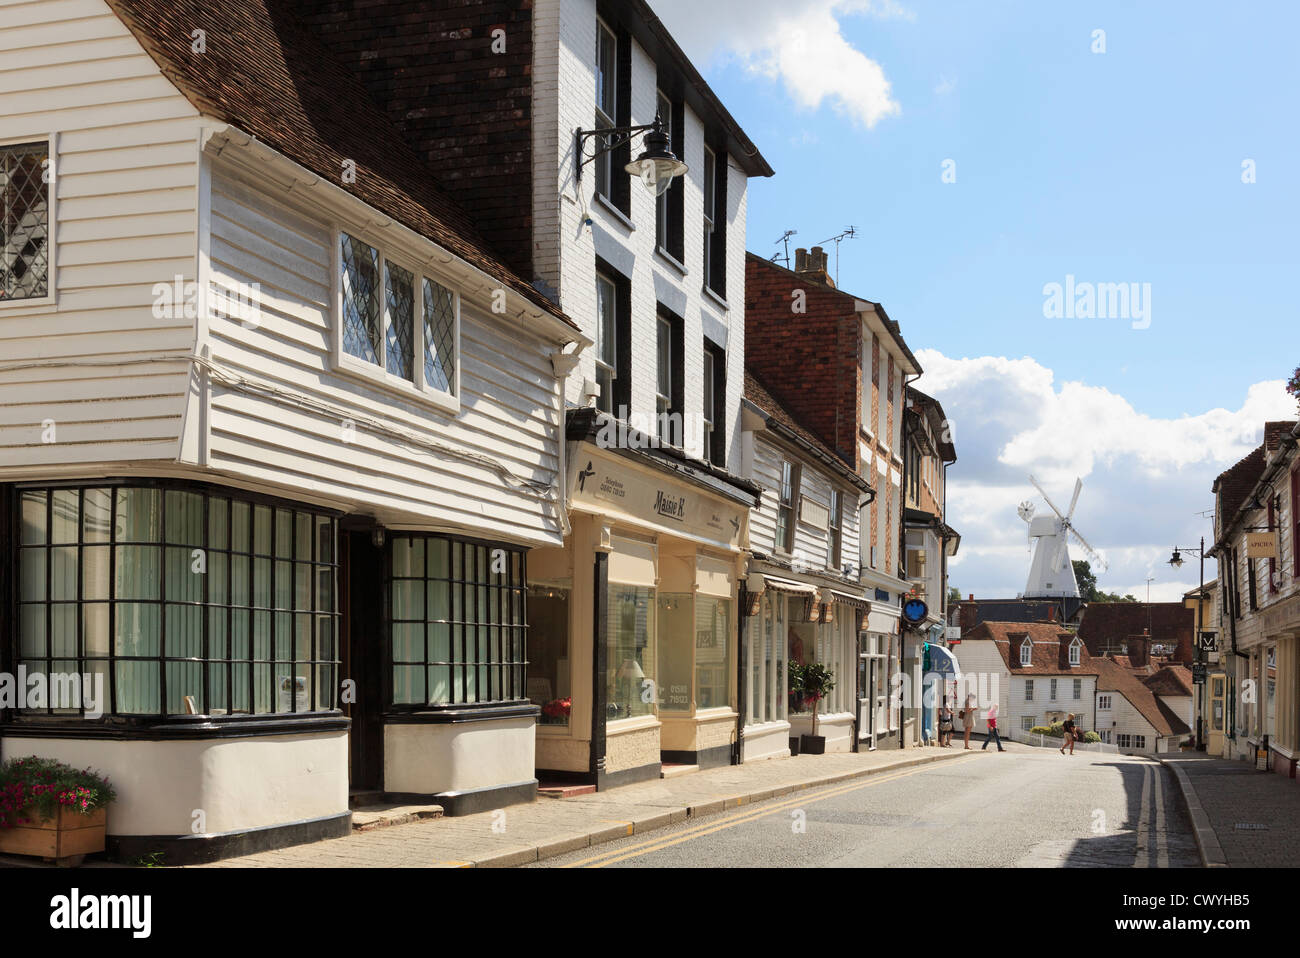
[529,413,759,788]
[859,602,902,749]
[741,574,869,761]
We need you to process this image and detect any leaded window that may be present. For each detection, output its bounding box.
[423,276,456,395]
[1,142,50,301]
[14,483,339,718]
[389,536,527,707]
[384,261,414,380]
[341,233,381,364]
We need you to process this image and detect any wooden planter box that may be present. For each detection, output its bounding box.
[0,807,106,866]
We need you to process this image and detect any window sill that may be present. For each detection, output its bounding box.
[0,294,56,313]
[593,192,635,232]
[654,245,688,276]
[0,712,348,739]
[331,352,460,416]
[701,284,729,312]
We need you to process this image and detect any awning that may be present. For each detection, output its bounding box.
[760,574,818,597]
[829,590,870,612]
[925,644,961,677]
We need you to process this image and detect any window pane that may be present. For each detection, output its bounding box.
[341,233,381,364]
[657,593,692,712]
[423,278,456,395]
[165,490,204,545]
[115,488,160,542]
[657,318,670,396]
[608,584,655,720]
[596,275,616,365]
[20,490,47,544]
[0,142,50,300]
[696,597,732,709]
[596,23,616,117]
[385,260,414,380]
[51,489,79,543]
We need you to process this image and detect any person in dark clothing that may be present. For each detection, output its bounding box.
[1061,714,1077,755]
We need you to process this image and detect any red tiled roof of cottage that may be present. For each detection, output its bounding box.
[966,621,1096,674]
[1212,445,1266,531]
[1142,665,1194,697]
[104,0,576,331]
[1092,658,1191,737]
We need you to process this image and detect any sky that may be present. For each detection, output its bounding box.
[651,0,1300,602]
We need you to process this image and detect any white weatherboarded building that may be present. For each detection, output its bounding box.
[0,0,585,862]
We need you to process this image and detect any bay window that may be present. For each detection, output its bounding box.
[389,535,526,707]
[15,482,339,718]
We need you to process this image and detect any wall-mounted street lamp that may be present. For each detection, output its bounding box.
[575,112,688,197]
[1169,536,1208,750]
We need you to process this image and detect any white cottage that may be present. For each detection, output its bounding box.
[0,0,586,862]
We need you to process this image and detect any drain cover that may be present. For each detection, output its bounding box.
[1234,823,1268,830]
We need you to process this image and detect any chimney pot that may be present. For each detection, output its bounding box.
[794,248,808,271]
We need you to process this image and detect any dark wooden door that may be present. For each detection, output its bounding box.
[342,530,385,791]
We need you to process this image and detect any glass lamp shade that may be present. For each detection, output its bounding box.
[1168,551,1184,568]
[625,125,687,196]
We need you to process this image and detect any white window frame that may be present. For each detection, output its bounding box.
[1025,679,1034,701]
[656,314,672,438]
[655,88,672,251]
[1021,716,1034,731]
[1069,638,1082,666]
[1020,639,1032,666]
[1073,677,1082,700]
[595,271,617,414]
[1133,734,1145,749]
[594,18,618,202]
[1098,694,1112,710]
[331,226,461,415]
[1050,678,1057,701]
[0,132,58,311]
[1117,733,1131,748]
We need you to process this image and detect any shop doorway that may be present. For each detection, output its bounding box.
[341,530,385,792]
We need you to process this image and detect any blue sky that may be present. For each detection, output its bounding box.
[655,0,1299,600]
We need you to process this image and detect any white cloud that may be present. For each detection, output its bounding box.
[915,349,1297,602]
[649,0,904,129]
[934,74,956,96]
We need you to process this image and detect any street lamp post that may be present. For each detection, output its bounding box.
[1168,537,1206,750]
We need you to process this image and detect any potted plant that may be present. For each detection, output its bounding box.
[787,661,805,754]
[798,663,836,755]
[0,756,116,866]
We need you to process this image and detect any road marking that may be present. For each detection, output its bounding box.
[1136,764,1152,867]
[563,756,979,868]
[1153,764,1168,868]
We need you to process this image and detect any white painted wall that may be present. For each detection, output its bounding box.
[384,718,536,795]
[0,0,202,474]
[533,0,748,470]
[2,732,348,836]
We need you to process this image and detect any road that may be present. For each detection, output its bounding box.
[529,743,1199,868]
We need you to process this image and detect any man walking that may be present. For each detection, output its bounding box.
[981,703,1006,752]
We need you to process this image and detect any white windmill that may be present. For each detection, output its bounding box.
[1019,475,1107,598]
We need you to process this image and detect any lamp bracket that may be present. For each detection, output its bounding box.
[574,121,660,180]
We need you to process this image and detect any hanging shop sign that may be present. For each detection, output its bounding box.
[570,447,745,548]
[1197,631,1218,653]
[1246,530,1279,560]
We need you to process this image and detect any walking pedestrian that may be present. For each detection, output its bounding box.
[981,703,1006,752]
[939,697,954,747]
[1061,714,1077,755]
[961,694,976,749]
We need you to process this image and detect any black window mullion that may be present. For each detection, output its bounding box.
[108,491,117,714]
[159,488,167,717]
[310,514,317,711]
[201,494,209,716]
[76,489,84,716]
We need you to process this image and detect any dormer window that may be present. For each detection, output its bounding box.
[1020,638,1032,666]
[1069,638,1082,667]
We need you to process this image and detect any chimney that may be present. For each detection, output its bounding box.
[1128,633,1148,668]
[794,245,834,287]
[1047,605,1057,621]
[968,594,974,601]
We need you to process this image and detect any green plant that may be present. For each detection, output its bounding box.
[788,662,835,736]
[1082,731,1101,743]
[133,851,166,868]
[0,756,116,828]
[1029,723,1065,738]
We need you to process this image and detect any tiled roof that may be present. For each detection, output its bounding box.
[104,0,575,330]
[1212,445,1266,533]
[1093,657,1191,737]
[1265,421,1298,453]
[966,621,1095,674]
[1142,665,1194,697]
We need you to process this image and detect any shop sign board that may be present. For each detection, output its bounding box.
[1246,530,1279,559]
[571,447,745,548]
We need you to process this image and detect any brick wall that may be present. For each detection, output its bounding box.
[744,255,860,469]
[293,0,536,280]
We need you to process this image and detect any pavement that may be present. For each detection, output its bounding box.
[193,745,973,868]
[1158,751,1300,868]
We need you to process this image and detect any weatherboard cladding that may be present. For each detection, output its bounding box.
[1091,657,1191,738]
[104,0,575,330]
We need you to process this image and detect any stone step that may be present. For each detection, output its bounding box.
[660,763,699,779]
[537,783,597,799]
[350,804,444,832]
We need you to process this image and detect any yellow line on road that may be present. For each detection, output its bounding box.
[564,755,978,868]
